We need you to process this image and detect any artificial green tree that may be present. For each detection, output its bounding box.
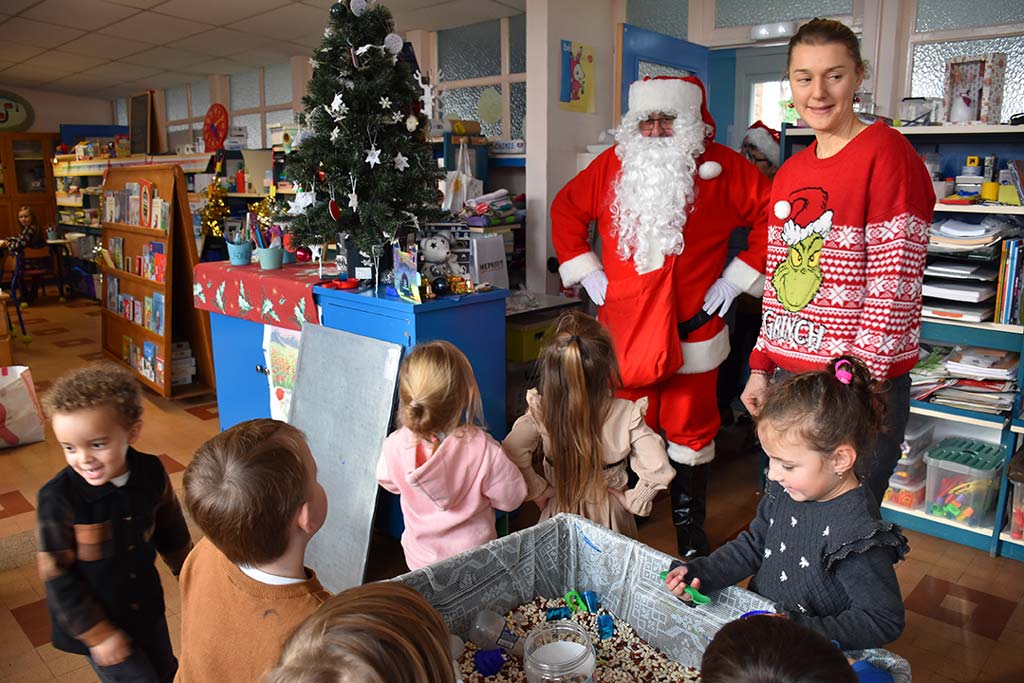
[285,0,442,263]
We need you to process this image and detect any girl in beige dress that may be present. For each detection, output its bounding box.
[503,311,675,538]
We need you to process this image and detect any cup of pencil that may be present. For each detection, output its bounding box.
[251,221,285,270]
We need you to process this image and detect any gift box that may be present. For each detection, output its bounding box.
[396,514,910,678]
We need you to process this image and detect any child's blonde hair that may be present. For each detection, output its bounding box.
[398,341,483,439]
[42,363,143,429]
[536,310,621,513]
[265,582,455,683]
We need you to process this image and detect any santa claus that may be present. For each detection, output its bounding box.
[551,76,770,557]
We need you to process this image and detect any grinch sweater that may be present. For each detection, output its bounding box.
[749,121,934,379]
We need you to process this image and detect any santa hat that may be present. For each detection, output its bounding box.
[627,76,721,179]
[777,187,833,246]
[743,120,781,168]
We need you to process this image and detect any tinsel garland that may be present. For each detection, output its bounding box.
[199,182,229,237]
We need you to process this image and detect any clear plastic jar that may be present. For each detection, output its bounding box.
[523,621,597,683]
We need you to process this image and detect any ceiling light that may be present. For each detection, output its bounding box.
[750,22,796,41]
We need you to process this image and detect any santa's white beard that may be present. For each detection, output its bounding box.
[610,115,707,273]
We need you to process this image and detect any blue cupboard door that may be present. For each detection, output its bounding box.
[210,312,271,430]
[319,301,414,348]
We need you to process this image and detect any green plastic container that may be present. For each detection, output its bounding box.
[924,438,1003,528]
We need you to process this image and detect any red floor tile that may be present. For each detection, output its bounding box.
[53,337,97,348]
[0,490,35,519]
[11,598,52,647]
[33,327,70,336]
[905,574,1016,640]
[77,351,107,361]
[184,403,219,421]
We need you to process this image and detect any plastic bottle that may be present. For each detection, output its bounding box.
[468,610,525,658]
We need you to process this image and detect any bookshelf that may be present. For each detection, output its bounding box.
[100,164,214,399]
[781,123,1024,561]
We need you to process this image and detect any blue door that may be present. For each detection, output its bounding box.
[617,23,710,120]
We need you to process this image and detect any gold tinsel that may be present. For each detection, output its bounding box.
[248,195,279,231]
[199,182,229,237]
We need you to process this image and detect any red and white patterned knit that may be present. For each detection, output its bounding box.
[749,121,935,380]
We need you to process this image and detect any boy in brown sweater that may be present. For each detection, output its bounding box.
[175,419,330,683]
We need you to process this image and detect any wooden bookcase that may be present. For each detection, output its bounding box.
[100,164,214,399]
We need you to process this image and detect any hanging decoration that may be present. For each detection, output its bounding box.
[199,182,229,237]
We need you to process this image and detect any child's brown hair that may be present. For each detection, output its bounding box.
[758,356,885,469]
[701,615,856,683]
[536,310,621,513]
[184,419,311,566]
[398,341,484,439]
[265,582,455,683]
[42,363,143,429]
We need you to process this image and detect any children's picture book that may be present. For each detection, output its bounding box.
[142,342,156,381]
[394,243,421,303]
[105,276,119,312]
[133,299,143,326]
[144,296,153,330]
[139,179,154,228]
[121,335,132,363]
[151,292,165,336]
[109,237,123,270]
[155,355,165,387]
[128,196,140,226]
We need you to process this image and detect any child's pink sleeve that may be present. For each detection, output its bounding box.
[375,441,400,494]
[482,440,528,512]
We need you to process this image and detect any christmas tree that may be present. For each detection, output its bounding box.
[285,0,442,260]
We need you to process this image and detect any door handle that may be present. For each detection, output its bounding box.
[255,365,270,376]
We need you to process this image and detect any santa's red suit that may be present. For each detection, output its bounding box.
[551,76,770,556]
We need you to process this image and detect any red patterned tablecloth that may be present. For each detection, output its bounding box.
[193,262,324,331]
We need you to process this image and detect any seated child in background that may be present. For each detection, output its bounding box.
[503,310,674,538]
[266,582,456,683]
[377,341,527,570]
[702,615,893,683]
[176,419,330,683]
[38,364,192,683]
[666,357,908,650]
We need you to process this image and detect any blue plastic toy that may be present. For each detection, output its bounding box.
[546,606,571,621]
[474,648,507,676]
[581,591,600,612]
[597,614,615,640]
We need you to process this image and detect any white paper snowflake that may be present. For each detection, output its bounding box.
[330,126,341,143]
[379,96,392,110]
[331,92,344,111]
[348,191,359,211]
[391,111,404,124]
[393,152,409,171]
[365,147,381,168]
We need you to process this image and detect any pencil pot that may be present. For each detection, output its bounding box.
[256,246,284,270]
[227,241,253,266]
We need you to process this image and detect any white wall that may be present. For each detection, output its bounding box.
[0,85,113,132]
[524,0,618,293]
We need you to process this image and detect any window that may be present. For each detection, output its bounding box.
[228,64,295,149]
[749,79,790,131]
[163,80,211,152]
[114,98,128,127]
[437,16,526,140]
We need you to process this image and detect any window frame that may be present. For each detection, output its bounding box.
[229,66,295,149]
[432,16,527,140]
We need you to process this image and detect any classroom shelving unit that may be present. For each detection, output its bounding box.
[100,164,214,399]
[781,123,1024,561]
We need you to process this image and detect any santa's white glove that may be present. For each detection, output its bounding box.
[702,277,742,317]
[580,270,608,306]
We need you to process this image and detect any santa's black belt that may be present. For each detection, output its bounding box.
[678,310,713,341]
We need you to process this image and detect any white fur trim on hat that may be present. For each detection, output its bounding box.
[558,251,603,287]
[698,161,722,180]
[628,78,702,120]
[744,126,780,167]
[667,441,716,465]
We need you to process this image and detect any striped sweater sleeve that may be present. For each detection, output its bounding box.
[35,490,117,648]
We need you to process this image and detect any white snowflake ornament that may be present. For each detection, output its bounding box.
[365,147,382,168]
[393,152,409,171]
[288,191,315,216]
[347,190,359,211]
[379,96,392,110]
[331,93,344,112]
[330,127,341,143]
[391,111,404,124]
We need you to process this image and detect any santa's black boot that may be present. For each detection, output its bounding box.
[670,461,711,559]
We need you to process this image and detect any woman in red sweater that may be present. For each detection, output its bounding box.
[740,18,935,505]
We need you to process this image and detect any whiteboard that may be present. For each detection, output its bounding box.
[289,323,404,593]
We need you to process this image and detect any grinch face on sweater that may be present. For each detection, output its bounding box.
[772,190,833,313]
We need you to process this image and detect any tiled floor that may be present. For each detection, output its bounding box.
[2,297,1024,681]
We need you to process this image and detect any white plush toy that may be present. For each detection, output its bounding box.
[419,233,457,278]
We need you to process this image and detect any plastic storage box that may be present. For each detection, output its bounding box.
[506,313,556,363]
[396,514,911,679]
[892,449,926,485]
[924,438,1004,528]
[884,475,926,511]
[1010,480,1024,540]
[902,415,934,458]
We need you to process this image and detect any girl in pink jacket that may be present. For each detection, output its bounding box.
[376,341,527,570]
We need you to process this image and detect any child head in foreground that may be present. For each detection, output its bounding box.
[184,418,327,567]
[266,582,456,683]
[44,363,144,486]
[758,356,884,503]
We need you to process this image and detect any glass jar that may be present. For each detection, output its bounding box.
[523,621,596,683]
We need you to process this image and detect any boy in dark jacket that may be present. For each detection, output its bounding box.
[38,364,192,683]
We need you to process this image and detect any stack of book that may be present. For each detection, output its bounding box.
[928,218,1005,253]
[911,345,1018,414]
[171,341,197,387]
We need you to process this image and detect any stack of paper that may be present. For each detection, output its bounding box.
[911,345,1018,414]
[945,346,1019,380]
[929,219,1005,251]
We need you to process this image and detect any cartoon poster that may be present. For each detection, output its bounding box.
[560,40,595,113]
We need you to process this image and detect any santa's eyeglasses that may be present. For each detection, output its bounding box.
[638,115,676,133]
[740,143,770,165]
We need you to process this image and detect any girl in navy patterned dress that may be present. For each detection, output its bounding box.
[665,356,908,650]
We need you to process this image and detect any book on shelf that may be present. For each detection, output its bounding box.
[921,300,993,323]
[923,262,998,280]
[921,280,995,303]
[105,276,119,312]
[946,346,1019,380]
[139,179,153,228]
[151,292,165,336]
[132,299,143,326]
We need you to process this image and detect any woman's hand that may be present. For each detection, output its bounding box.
[664,564,702,602]
[740,373,770,418]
